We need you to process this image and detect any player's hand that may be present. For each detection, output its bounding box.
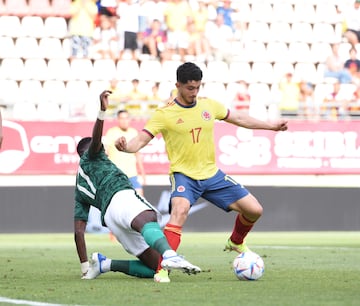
[81,271,92,280]
[99,90,112,111]
[115,136,127,152]
[80,261,89,279]
[273,120,288,131]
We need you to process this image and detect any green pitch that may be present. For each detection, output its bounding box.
[0,232,359,306]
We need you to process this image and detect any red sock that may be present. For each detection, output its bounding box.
[164,223,182,250]
[156,223,182,272]
[230,214,255,245]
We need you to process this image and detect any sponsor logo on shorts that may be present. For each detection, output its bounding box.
[177,185,185,192]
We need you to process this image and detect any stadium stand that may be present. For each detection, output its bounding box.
[0,36,18,58]
[0,0,359,121]
[21,15,46,38]
[70,58,94,81]
[39,37,67,59]
[23,58,48,81]
[27,0,53,18]
[138,60,163,82]
[49,0,71,18]
[0,15,22,37]
[3,0,29,17]
[0,58,25,80]
[115,59,140,81]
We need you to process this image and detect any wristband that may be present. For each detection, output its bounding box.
[81,261,89,274]
[97,110,106,120]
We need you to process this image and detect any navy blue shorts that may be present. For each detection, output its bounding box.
[169,170,249,212]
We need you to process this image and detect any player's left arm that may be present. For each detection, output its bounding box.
[88,90,112,158]
[74,219,89,278]
[224,111,288,132]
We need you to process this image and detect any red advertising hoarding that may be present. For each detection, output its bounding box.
[1,120,360,175]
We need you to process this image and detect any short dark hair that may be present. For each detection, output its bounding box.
[77,137,92,156]
[117,109,128,117]
[176,62,203,83]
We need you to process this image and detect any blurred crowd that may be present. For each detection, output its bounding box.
[67,0,360,121]
[69,0,247,63]
[1,0,360,121]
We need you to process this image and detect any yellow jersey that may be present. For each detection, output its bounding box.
[144,98,229,180]
[105,126,139,178]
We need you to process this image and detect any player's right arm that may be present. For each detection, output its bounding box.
[115,130,152,153]
[88,90,111,158]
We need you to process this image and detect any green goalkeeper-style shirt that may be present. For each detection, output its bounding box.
[74,147,133,226]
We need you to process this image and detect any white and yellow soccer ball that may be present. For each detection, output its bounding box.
[233,251,265,281]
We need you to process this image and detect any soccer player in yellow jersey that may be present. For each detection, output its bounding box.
[105,110,146,196]
[115,62,288,277]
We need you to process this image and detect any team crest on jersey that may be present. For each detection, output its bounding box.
[177,185,185,192]
[201,110,211,121]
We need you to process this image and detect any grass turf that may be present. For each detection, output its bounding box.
[0,232,359,306]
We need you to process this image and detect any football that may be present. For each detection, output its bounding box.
[233,251,265,281]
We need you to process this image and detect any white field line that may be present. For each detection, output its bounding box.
[252,245,359,250]
[0,296,82,306]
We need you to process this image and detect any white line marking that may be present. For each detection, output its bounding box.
[252,245,359,251]
[0,296,82,306]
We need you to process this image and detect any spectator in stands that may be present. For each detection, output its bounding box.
[145,82,164,115]
[230,80,250,112]
[278,72,301,117]
[231,18,248,45]
[167,87,178,103]
[344,47,360,85]
[186,1,211,61]
[216,0,236,32]
[0,109,3,149]
[141,19,167,61]
[97,0,118,28]
[322,80,351,120]
[147,82,163,104]
[186,20,211,61]
[204,13,233,62]
[343,0,360,47]
[106,79,125,116]
[68,0,98,60]
[123,79,148,102]
[139,0,167,32]
[324,43,353,84]
[117,0,140,60]
[192,0,210,32]
[163,0,193,61]
[91,15,118,60]
[349,84,360,115]
[299,80,315,120]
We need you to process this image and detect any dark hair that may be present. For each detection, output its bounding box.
[77,137,92,156]
[349,47,357,53]
[176,62,203,84]
[117,109,129,117]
